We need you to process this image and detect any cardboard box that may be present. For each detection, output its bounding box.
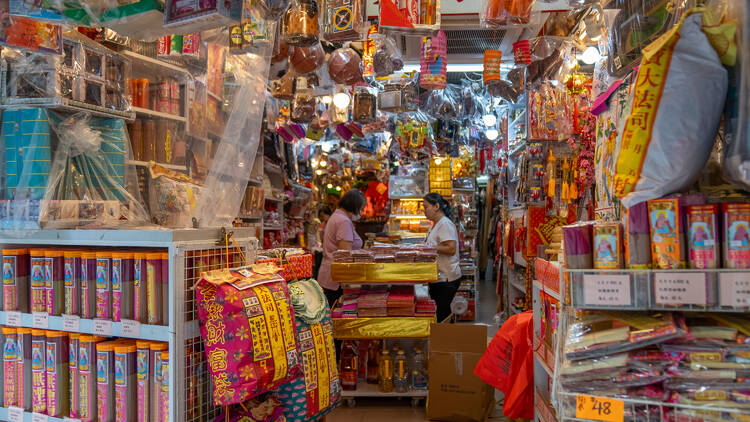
[427,323,493,422]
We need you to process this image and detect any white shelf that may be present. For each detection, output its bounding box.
[533,279,560,301]
[132,106,187,123]
[127,160,187,171]
[341,382,428,398]
[122,50,191,76]
[0,408,64,422]
[0,311,171,342]
[389,195,424,200]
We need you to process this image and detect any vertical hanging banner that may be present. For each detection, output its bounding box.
[419,30,447,90]
[483,49,502,85]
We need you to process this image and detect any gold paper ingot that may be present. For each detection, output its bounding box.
[333,317,434,339]
[331,263,438,283]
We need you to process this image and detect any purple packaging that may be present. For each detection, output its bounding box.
[562,222,593,269]
[624,201,652,269]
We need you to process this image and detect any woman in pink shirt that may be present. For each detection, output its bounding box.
[318,190,366,307]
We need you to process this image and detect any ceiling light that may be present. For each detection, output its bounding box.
[486,129,499,140]
[327,183,333,189]
[482,114,497,127]
[580,46,601,65]
[321,95,332,105]
[333,92,350,108]
[319,160,328,168]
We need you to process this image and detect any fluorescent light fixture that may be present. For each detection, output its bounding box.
[401,63,513,73]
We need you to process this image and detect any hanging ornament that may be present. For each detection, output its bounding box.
[546,149,556,198]
[483,49,502,86]
[564,64,588,96]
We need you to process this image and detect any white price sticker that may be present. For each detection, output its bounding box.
[654,273,708,305]
[63,314,80,331]
[93,319,113,336]
[64,417,83,422]
[121,319,141,337]
[7,406,24,422]
[5,311,22,327]
[719,272,750,308]
[582,274,632,306]
[32,412,48,422]
[32,312,49,329]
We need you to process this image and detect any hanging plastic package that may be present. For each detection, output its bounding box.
[371,34,404,77]
[321,0,364,41]
[196,267,302,406]
[283,0,320,47]
[289,42,326,74]
[481,0,534,27]
[277,279,340,422]
[483,49,502,86]
[148,164,204,228]
[419,30,447,90]
[163,0,242,33]
[613,10,728,209]
[327,46,363,85]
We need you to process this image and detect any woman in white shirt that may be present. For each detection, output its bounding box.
[423,193,462,322]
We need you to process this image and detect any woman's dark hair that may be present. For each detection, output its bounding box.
[338,190,367,214]
[318,206,333,219]
[423,193,452,218]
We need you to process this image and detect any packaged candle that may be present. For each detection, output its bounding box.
[78,335,100,422]
[17,327,32,410]
[97,341,116,422]
[160,252,169,326]
[593,222,623,269]
[133,253,148,323]
[136,340,151,422]
[3,249,29,312]
[160,350,169,422]
[3,327,17,407]
[149,342,168,422]
[64,250,82,316]
[45,250,65,316]
[30,249,46,313]
[69,333,79,418]
[624,201,652,269]
[31,329,46,413]
[81,252,98,319]
[115,342,137,421]
[722,203,750,269]
[562,222,593,269]
[686,204,720,269]
[112,252,135,322]
[648,198,685,269]
[146,253,162,325]
[96,252,112,319]
[45,330,69,417]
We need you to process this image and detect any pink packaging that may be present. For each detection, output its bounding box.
[3,249,29,312]
[114,344,137,421]
[81,252,97,319]
[30,250,46,313]
[134,254,147,323]
[158,36,171,57]
[182,32,200,56]
[17,328,31,410]
[69,334,79,418]
[159,351,169,421]
[97,342,115,421]
[78,336,99,422]
[136,341,151,422]
[152,346,164,422]
[64,251,81,316]
[45,251,64,316]
[45,331,69,417]
[96,252,112,319]
[31,330,46,413]
[3,328,17,406]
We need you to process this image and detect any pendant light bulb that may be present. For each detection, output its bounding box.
[486,129,499,140]
[482,113,497,127]
[333,92,350,108]
[580,46,601,65]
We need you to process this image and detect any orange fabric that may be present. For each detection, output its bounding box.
[473,311,533,419]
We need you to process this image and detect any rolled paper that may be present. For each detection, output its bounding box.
[3,249,29,312]
[114,343,137,421]
[686,204,720,269]
[17,327,32,410]
[96,252,112,319]
[30,250,46,313]
[45,330,69,417]
[3,327,17,407]
[133,253,148,323]
[562,223,593,269]
[136,341,151,422]
[648,198,685,269]
[112,252,135,322]
[97,341,116,422]
[45,250,65,316]
[593,222,623,269]
[69,333,80,418]
[64,251,81,316]
[624,202,652,269]
[81,252,98,319]
[31,330,46,413]
[722,203,750,269]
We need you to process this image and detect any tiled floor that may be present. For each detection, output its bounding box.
[327,279,503,421]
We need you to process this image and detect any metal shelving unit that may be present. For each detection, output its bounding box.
[533,258,561,422]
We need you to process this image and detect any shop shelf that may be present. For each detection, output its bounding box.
[556,390,750,421]
[565,268,750,312]
[0,407,64,422]
[332,317,434,339]
[132,105,187,122]
[331,262,438,284]
[127,159,188,171]
[341,382,428,398]
[122,50,191,77]
[535,390,557,422]
[0,311,171,342]
[534,279,561,301]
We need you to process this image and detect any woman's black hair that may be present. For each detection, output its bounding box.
[318,206,333,218]
[423,193,452,218]
[338,190,367,214]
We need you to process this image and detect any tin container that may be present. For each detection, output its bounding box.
[722,203,750,269]
[45,330,69,417]
[3,249,29,312]
[81,252,97,319]
[3,327,17,407]
[648,198,685,269]
[31,329,46,413]
[64,250,82,316]
[97,341,116,421]
[149,342,168,422]
[17,327,32,410]
[96,252,112,319]
[686,204,720,269]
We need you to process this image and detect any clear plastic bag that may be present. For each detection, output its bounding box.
[289,42,326,74]
[525,36,576,90]
[371,34,404,77]
[480,0,534,27]
[327,46,363,85]
[148,163,203,227]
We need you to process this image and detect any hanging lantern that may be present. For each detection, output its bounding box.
[483,49,502,86]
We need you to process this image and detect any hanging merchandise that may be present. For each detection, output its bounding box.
[612,10,728,209]
[378,0,440,32]
[283,0,320,46]
[353,85,377,124]
[483,49,502,86]
[423,88,457,120]
[163,0,242,33]
[321,0,364,41]
[289,42,326,74]
[291,77,316,123]
[481,0,534,27]
[419,31,447,90]
[196,268,302,406]
[371,34,404,77]
[525,37,575,89]
[527,82,572,141]
[327,46,364,85]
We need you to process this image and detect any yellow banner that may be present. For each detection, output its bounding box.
[333,317,434,339]
[312,323,330,412]
[256,286,288,382]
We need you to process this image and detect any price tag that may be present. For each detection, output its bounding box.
[32,312,49,329]
[121,319,141,337]
[5,311,22,327]
[654,273,707,305]
[582,274,631,306]
[64,417,83,422]
[63,314,81,331]
[7,405,24,422]
[575,394,624,422]
[719,272,750,308]
[93,319,113,336]
[32,412,49,422]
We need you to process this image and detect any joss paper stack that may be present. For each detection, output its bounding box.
[387,285,415,316]
[415,252,438,262]
[351,249,374,263]
[357,287,388,317]
[333,250,353,262]
[374,254,396,263]
[395,250,418,262]
[414,284,436,316]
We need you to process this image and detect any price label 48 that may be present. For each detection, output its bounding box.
[576,394,624,422]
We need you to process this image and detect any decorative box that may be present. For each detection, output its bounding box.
[164,0,242,33]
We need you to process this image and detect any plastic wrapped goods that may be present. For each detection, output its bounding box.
[371,34,403,77]
[648,198,686,269]
[327,47,363,85]
[624,201,652,269]
[686,204,720,269]
[722,203,750,269]
[322,0,364,41]
[419,31,446,90]
[148,164,203,228]
[613,11,728,209]
[562,223,593,269]
[593,222,623,269]
[290,43,325,74]
[283,0,320,46]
